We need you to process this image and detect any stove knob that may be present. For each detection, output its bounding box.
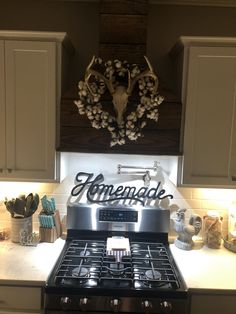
[142,300,152,313]
[160,300,172,313]
[110,298,120,312]
[60,296,71,307]
[80,297,89,310]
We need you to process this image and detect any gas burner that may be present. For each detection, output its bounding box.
[72,267,89,278]
[80,250,91,257]
[145,269,162,281]
[106,263,132,277]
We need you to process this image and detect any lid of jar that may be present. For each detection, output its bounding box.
[207,210,220,218]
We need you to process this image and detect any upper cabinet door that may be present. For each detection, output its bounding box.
[4,40,57,181]
[0,40,6,174]
[182,46,236,186]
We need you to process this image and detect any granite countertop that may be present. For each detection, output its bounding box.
[1,237,236,292]
[0,238,65,286]
[170,243,236,293]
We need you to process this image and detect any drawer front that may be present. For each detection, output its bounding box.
[0,286,41,311]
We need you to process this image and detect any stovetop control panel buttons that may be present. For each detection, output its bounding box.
[99,209,138,222]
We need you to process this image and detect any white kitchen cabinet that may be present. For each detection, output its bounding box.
[0,285,41,313]
[0,31,73,182]
[190,293,236,314]
[172,37,236,187]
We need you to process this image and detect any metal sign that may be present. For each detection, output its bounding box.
[71,172,173,206]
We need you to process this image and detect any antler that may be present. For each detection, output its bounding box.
[85,56,115,96]
[127,56,158,95]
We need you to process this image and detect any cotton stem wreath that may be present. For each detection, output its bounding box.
[74,56,164,147]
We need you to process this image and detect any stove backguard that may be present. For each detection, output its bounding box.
[67,203,170,234]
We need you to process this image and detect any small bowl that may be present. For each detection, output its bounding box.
[0,228,10,241]
[223,236,236,253]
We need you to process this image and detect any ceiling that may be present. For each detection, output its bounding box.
[49,0,236,8]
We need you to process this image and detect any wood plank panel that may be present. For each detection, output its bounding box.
[100,14,147,44]
[100,0,148,15]
[59,126,180,155]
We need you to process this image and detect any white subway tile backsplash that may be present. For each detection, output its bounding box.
[1,153,236,239]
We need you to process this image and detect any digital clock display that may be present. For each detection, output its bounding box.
[99,209,138,222]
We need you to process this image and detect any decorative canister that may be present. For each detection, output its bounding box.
[203,210,223,249]
[11,216,32,243]
[228,202,236,243]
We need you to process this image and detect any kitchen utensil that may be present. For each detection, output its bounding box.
[41,195,55,214]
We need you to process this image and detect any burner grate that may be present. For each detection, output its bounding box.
[53,239,180,290]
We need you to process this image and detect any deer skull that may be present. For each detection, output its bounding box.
[111,86,129,125]
[85,56,158,126]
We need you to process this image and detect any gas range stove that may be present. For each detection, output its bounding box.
[44,204,188,314]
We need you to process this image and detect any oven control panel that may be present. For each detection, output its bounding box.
[99,209,138,222]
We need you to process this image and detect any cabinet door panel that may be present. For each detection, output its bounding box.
[0,286,41,312]
[0,40,6,172]
[4,40,56,180]
[183,46,236,186]
[191,294,236,314]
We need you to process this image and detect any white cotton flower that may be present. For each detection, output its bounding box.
[108,116,114,123]
[93,96,99,103]
[102,121,108,128]
[119,129,125,136]
[78,81,84,90]
[82,90,87,96]
[101,112,109,120]
[137,111,144,118]
[79,109,85,115]
[92,121,101,129]
[157,95,164,104]
[118,138,125,145]
[88,115,94,120]
[141,121,147,128]
[139,83,145,90]
[108,126,115,131]
[74,100,83,108]
[97,57,103,64]
[111,132,117,139]
[126,121,134,129]
[110,140,117,147]
[126,130,131,135]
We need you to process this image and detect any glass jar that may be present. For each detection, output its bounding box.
[203,210,222,249]
[228,202,236,244]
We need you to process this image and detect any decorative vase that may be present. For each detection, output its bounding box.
[11,216,32,243]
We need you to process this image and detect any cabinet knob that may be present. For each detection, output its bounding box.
[0,168,3,173]
[7,168,12,173]
[232,176,236,181]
